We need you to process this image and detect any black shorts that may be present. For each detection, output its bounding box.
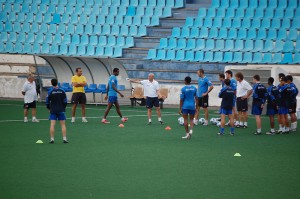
[198,95,208,108]
[236,97,248,112]
[71,92,86,104]
[146,97,159,109]
[289,102,297,114]
[24,101,37,109]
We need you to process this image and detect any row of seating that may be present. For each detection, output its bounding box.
[172,27,300,41]
[58,82,126,93]
[146,49,300,64]
[182,17,300,30]
[0,43,124,57]
[1,33,135,47]
[0,12,161,27]
[0,3,176,16]
[198,7,300,19]
[0,0,184,8]
[156,38,300,53]
[0,23,147,37]
[211,0,299,9]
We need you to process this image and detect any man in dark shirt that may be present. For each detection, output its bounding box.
[266,77,279,135]
[46,79,68,143]
[286,75,298,132]
[218,79,235,135]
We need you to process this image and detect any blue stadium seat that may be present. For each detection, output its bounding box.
[203,51,213,62]
[195,39,205,50]
[257,29,267,39]
[294,8,300,18]
[129,26,138,36]
[154,7,163,17]
[223,40,234,51]
[175,50,185,61]
[262,40,273,52]
[216,8,225,18]
[194,17,204,27]
[203,18,213,27]
[8,13,16,22]
[4,42,14,53]
[252,19,261,29]
[66,24,75,34]
[144,7,154,17]
[177,39,186,49]
[99,36,107,46]
[85,24,93,35]
[241,18,251,29]
[222,18,232,28]
[53,34,62,44]
[165,50,176,60]
[106,15,115,25]
[44,33,52,44]
[4,22,13,32]
[61,14,70,24]
[235,8,245,18]
[111,25,119,35]
[261,53,272,63]
[283,40,294,52]
[287,0,298,8]
[272,41,284,52]
[199,27,208,38]
[291,18,300,29]
[223,52,233,62]
[136,7,145,16]
[95,84,107,93]
[225,8,235,18]
[158,38,168,49]
[148,0,157,7]
[41,43,50,54]
[35,33,44,44]
[150,16,160,26]
[171,27,181,38]
[253,52,263,63]
[32,43,41,54]
[213,18,222,28]
[61,83,72,92]
[49,24,57,34]
[277,29,287,40]
[228,28,237,39]
[95,46,104,56]
[282,19,291,29]
[180,27,190,38]
[0,32,8,42]
[23,43,32,54]
[27,33,35,43]
[219,0,229,8]
[62,34,71,44]
[116,36,125,47]
[237,28,247,39]
[72,34,80,45]
[218,28,227,39]
[267,29,277,40]
[198,8,207,18]
[242,52,252,63]
[102,24,111,35]
[183,51,195,61]
[204,39,215,51]
[233,40,244,52]
[245,8,254,18]
[231,19,241,28]
[68,44,77,55]
[258,0,268,8]
[175,0,184,8]
[117,85,126,91]
[124,16,133,25]
[155,49,167,60]
[86,46,95,56]
[281,53,293,64]
[265,8,274,18]
[293,53,300,64]
[190,27,200,38]
[14,42,23,53]
[243,40,254,51]
[77,46,86,56]
[113,47,122,58]
[213,51,223,62]
[208,27,218,38]
[81,35,89,45]
[278,0,287,8]
[274,9,284,19]
[107,36,116,47]
[252,40,264,52]
[261,19,271,29]
[94,25,102,35]
[211,0,220,8]
[157,0,166,7]
[17,13,25,22]
[247,29,257,39]
[295,39,300,52]
[272,53,283,63]
[17,32,26,43]
[133,16,141,26]
[146,49,156,60]
[166,38,177,49]
[215,40,225,51]
[194,51,204,62]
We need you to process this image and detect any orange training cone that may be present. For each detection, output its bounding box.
[119,124,124,128]
[165,126,171,130]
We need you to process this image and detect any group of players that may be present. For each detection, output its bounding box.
[22,67,298,142]
[179,69,298,139]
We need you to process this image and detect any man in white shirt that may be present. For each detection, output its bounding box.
[22,75,39,122]
[235,72,253,128]
[128,73,164,125]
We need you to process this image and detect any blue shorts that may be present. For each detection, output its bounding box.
[252,104,263,115]
[278,107,288,115]
[49,112,66,121]
[146,97,159,109]
[266,108,278,116]
[219,108,232,115]
[182,109,196,115]
[108,96,118,104]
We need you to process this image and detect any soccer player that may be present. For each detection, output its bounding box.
[252,75,268,135]
[22,75,39,123]
[218,79,235,135]
[277,73,286,131]
[128,73,164,125]
[46,79,68,144]
[235,72,253,128]
[219,73,225,88]
[225,70,238,126]
[286,75,298,132]
[277,77,292,133]
[71,67,88,123]
[180,76,198,139]
[194,69,214,126]
[102,68,128,124]
[266,77,279,135]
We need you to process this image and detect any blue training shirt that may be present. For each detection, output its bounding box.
[218,86,234,110]
[289,82,299,103]
[197,76,212,97]
[46,87,67,114]
[180,85,197,110]
[229,78,237,91]
[108,75,118,97]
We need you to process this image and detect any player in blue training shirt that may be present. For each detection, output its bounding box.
[265,77,279,135]
[277,76,293,133]
[180,76,198,140]
[46,79,68,144]
[286,75,298,132]
[102,68,128,124]
[277,73,286,132]
[218,79,235,135]
[219,73,225,88]
[194,69,214,126]
[225,70,239,126]
[252,75,268,135]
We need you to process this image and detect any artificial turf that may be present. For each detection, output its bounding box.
[0,100,299,199]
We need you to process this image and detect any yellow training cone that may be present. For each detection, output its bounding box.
[36,140,43,144]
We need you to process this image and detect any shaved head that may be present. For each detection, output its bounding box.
[148,73,154,81]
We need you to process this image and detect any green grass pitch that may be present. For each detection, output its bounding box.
[0,100,299,199]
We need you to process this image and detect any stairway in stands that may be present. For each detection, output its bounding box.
[116,1,225,84]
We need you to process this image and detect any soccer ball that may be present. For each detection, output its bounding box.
[216,121,221,127]
[210,118,217,125]
[199,118,205,125]
[178,117,184,126]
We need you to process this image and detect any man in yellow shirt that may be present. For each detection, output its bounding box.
[71,68,88,123]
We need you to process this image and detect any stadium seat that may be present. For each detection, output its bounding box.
[165,49,176,60]
[204,39,215,51]
[0,32,8,42]
[287,29,298,41]
[155,49,167,60]
[225,8,235,18]
[242,52,252,63]
[171,27,181,38]
[62,34,71,44]
[233,40,244,52]
[190,27,200,38]
[261,53,272,63]
[293,53,300,64]
[17,32,26,43]
[203,51,213,62]
[247,29,257,39]
[281,53,293,64]
[257,29,267,39]
[86,46,95,56]
[194,51,204,62]
[213,18,222,28]
[206,8,216,18]
[195,39,205,50]
[68,44,77,55]
[117,85,126,91]
[243,40,254,52]
[44,34,52,44]
[222,18,232,28]
[272,41,284,52]
[227,28,237,39]
[185,39,196,50]
[235,8,245,18]
[23,43,32,54]
[295,40,300,52]
[32,43,41,54]
[199,28,208,38]
[283,40,294,52]
[262,40,274,52]
[231,52,243,63]
[274,9,284,19]
[85,84,97,93]
[95,46,104,56]
[291,18,300,29]
[278,0,287,8]
[174,50,185,61]
[252,40,264,52]
[267,29,277,40]
[282,19,291,29]
[223,52,233,62]
[288,0,298,8]
[277,29,287,40]
[14,42,23,53]
[198,8,207,18]
[216,8,225,18]
[203,18,213,28]
[237,28,247,39]
[272,53,283,63]
[41,44,50,54]
[183,51,195,61]
[177,39,187,49]
[245,8,254,19]
[61,82,72,92]
[215,40,225,51]
[213,51,223,62]
[158,38,168,49]
[166,38,177,49]
[146,49,156,60]
[218,28,228,39]
[252,52,263,63]
[223,40,234,51]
